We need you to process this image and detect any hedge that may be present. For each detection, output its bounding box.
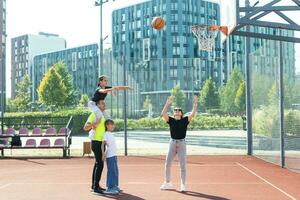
[4,110,243,135]
[4,108,91,135]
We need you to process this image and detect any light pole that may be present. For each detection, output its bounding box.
[94,0,114,76]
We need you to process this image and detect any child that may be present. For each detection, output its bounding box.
[88,75,132,139]
[102,119,121,195]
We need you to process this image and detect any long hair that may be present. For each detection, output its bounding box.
[98,75,108,87]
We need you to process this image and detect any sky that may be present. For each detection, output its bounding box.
[5,0,300,98]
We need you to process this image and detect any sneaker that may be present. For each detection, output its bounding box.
[180,184,186,192]
[160,182,173,190]
[114,186,122,192]
[91,188,104,195]
[104,189,119,195]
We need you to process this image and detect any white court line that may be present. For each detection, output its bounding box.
[236,162,297,200]
[120,164,238,167]
[127,182,265,185]
[0,183,11,190]
[8,182,264,185]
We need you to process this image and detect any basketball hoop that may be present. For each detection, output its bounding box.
[191,25,228,52]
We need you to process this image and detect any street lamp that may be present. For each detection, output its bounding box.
[94,0,115,76]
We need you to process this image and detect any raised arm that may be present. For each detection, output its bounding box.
[161,96,173,122]
[188,96,198,122]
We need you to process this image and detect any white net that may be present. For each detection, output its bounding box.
[191,25,217,52]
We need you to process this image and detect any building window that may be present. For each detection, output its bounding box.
[72,52,77,71]
[153,5,157,13]
[137,20,141,28]
[173,47,180,56]
[171,2,178,10]
[137,9,141,18]
[143,38,150,61]
[173,36,179,44]
[171,25,178,32]
[170,69,177,78]
[42,58,47,72]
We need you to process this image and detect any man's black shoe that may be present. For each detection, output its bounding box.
[90,186,106,192]
[99,186,106,191]
[91,188,104,195]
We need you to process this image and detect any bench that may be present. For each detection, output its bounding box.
[0,116,73,158]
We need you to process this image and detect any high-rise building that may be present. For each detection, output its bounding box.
[11,32,66,99]
[112,0,221,112]
[33,44,99,101]
[0,0,6,112]
[224,28,295,80]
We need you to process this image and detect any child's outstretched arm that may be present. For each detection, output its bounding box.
[98,88,114,93]
[98,86,133,94]
[112,86,134,91]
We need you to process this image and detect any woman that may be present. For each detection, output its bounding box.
[160,96,198,192]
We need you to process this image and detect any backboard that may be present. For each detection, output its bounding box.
[220,0,238,43]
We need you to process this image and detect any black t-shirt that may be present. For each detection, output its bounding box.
[167,116,189,139]
[91,86,112,102]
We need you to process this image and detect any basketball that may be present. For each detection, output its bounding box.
[152,16,165,30]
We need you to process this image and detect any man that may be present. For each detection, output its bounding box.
[83,100,108,195]
[160,96,198,192]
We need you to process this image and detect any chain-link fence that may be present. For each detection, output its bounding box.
[250,41,300,171]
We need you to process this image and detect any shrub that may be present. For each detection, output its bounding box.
[253,106,300,137]
[284,110,300,136]
[5,108,91,135]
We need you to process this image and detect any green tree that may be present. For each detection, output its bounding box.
[252,72,273,109]
[79,94,89,107]
[12,74,31,111]
[171,84,185,108]
[37,67,67,108]
[54,61,79,106]
[143,95,153,117]
[6,98,17,112]
[199,78,219,110]
[268,78,297,109]
[267,83,276,106]
[235,80,246,113]
[219,67,244,114]
[143,95,152,111]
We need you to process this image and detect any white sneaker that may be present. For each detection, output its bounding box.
[160,182,173,190]
[180,184,186,192]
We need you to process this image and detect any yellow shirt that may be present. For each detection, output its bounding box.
[87,113,106,141]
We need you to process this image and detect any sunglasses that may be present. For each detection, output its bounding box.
[174,108,182,112]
